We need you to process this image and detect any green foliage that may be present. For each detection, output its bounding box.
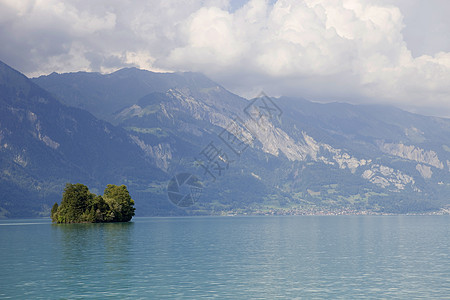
[90,195,110,222]
[51,202,59,222]
[56,183,94,223]
[103,184,135,222]
[52,183,135,223]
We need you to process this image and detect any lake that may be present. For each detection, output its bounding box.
[0,216,449,299]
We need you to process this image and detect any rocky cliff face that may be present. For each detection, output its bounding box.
[379,142,444,170]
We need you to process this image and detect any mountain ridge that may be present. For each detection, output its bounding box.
[2,61,450,217]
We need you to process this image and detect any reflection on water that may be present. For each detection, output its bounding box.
[56,222,134,260]
[53,222,135,298]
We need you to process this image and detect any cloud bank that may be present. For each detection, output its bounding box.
[1,0,449,116]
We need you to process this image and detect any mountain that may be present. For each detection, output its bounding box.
[32,68,235,123]
[32,68,450,215]
[0,61,171,218]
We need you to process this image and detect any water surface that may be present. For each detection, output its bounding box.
[0,216,449,299]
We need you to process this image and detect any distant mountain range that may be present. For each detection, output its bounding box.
[1,60,449,218]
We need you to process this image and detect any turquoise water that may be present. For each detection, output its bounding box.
[0,216,449,299]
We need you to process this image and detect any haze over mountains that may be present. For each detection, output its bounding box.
[1,60,450,218]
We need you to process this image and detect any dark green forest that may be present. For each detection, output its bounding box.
[51,183,135,223]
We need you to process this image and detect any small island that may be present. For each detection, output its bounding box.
[51,183,135,223]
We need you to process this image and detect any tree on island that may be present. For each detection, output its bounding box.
[51,183,135,223]
[103,184,135,222]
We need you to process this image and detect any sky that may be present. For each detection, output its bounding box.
[1,0,449,116]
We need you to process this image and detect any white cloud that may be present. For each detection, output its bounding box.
[0,0,449,116]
